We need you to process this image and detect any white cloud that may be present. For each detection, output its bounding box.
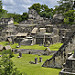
[2,0,16,6]
[3,6,5,9]
[2,0,60,14]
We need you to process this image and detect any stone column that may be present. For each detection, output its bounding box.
[19,52,22,57]
[43,34,45,45]
[39,57,42,62]
[73,50,75,58]
[35,57,38,64]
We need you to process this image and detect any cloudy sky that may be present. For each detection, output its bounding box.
[2,0,60,14]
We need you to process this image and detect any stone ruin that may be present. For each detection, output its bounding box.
[0,18,16,41]
[42,31,75,68]
[0,18,14,25]
[28,9,42,20]
[8,23,60,46]
[59,50,75,75]
[0,9,74,47]
[34,27,59,45]
[0,8,75,75]
[29,57,42,64]
[20,9,51,24]
[52,14,64,24]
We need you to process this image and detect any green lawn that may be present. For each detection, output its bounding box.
[0,41,63,51]
[14,22,19,25]
[0,41,8,46]
[12,54,61,75]
[49,43,63,51]
[0,41,62,75]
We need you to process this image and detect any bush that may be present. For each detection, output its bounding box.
[0,50,24,75]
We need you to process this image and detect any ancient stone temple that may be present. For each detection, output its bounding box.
[0,18,16,41]
[53,14,64,24]
[0,8,74,46]
[59,50,75,75]
[42,31,75,68]
[20,9,51,24]
[28,9,41,20]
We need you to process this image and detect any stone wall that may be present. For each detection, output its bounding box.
[0,18,14,25]
[14,49,55,55]
[15,24,36,33]
[20,39,32,45]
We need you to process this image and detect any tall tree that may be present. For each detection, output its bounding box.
[41,4,49,12]
[56,0,74,14]
[29,3,41,13]
[0,50,23,75]
[29,3,53,19]
[0,0,8,18]
[0,0,2,9]
[54,0,75,25]
[64,10,75,24]
[21,12,28,20]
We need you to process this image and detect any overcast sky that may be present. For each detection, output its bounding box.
[2,0,60,14]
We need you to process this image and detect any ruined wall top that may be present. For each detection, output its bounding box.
[0,18,14,25]
[28,9,43,20]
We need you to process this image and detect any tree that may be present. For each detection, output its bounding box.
[7,13,22,23]
[0,9,8,18]
[7,12,28,23]
[29,3,41,13]
[41,4,49,12]
[0,0,8,18]
[46,12,53,19]
[54,0,75,25]
[40,11,46,18]
[64,10,75,24]
[21,12,28,21]
[0,50,24,75]
[29,3,53,19]
[56,0,74,14]
[0,0,2,9]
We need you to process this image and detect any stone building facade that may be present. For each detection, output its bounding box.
[59,51,75,75]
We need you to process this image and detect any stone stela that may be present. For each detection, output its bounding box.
[35,57,38,64]
[39,57,42,62]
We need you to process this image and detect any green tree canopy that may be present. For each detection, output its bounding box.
[55,0,74,14]
[0,0,8,18]
[64,10,75,25]
[0,0,2,9]
[0,50,24,75]
[7,12,28,23]
[21,12,28,20]
[29,3,41,13]
[29,3,53,19]
[54,0,75,25]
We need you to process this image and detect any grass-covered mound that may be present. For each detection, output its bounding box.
[0,41,63,51]
[12,54,61,75]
